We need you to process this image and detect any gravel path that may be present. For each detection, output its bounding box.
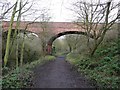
[33,56,95,88]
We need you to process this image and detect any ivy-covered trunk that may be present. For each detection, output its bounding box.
[3,1,18,67]
[15,0,22,68]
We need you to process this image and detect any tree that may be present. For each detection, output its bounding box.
[53,37,69,54]
[71,0,120,56]
[65,34,80,52]
[38,9,52,56]
[118,3,120,56]
[3,1,18,67]
[2,0,38,67]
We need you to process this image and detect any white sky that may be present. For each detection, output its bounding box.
[38,0,73,22]
[0,0,119,22]
[30,0,78,22]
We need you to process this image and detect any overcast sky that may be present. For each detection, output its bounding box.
[25,0,76,22]
[0,0,119,22]
[38,0,74,22]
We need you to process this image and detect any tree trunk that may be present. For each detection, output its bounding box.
[0,17,2,78]
[20,36,25,66]
[90,42,99,56]
[90,2,111,56]
[15,0,22,68]
[69,45,72,52]
[3,1,18,67]
[16,38,19,68]
[118,6,120,55]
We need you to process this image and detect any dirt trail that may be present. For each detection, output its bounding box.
[33,56,95,88]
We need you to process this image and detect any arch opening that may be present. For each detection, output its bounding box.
[47,31,94,54]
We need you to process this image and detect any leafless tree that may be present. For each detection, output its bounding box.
[38,8,52,56]
[71,0,120,56]
[65,34,80,52]
[118,3,120,56]
[2,0,42,67]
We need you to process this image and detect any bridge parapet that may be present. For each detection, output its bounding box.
[2,21,82,34]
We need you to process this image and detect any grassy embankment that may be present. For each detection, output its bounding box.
[66,35,120,88]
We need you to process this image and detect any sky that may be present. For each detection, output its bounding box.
[0,0,75,22]
[37,0,74,22]
[0,0,119,22]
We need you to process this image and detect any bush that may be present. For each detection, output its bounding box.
[2,68,33,88]
[44,55,56,61]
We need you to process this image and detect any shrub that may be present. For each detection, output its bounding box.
[2,68,33,88]
[44,55,56,61]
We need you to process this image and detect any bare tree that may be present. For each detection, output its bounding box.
[3,1,18,67]
[65,34,80,52]
[118,3,120,56]
[71,0,120,56]
[38,9,52,56]
[3,0,39,67]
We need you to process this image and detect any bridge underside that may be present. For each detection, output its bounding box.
[3,30,94,55]
[47,31,93,54]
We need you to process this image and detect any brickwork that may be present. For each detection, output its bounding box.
[2,21,82,34]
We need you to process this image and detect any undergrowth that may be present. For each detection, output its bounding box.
[66,40,120,88]
[2,55,55,88]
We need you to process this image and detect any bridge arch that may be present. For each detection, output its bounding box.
[47,31,94,54]
[2,29,39,39]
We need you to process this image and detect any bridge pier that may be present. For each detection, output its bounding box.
[47,44,52,55]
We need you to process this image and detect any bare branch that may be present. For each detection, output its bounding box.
[2,4,15,16]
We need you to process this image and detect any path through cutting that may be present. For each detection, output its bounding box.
[33,56,95,88]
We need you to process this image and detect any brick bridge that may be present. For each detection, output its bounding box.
[2,21,93,54]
